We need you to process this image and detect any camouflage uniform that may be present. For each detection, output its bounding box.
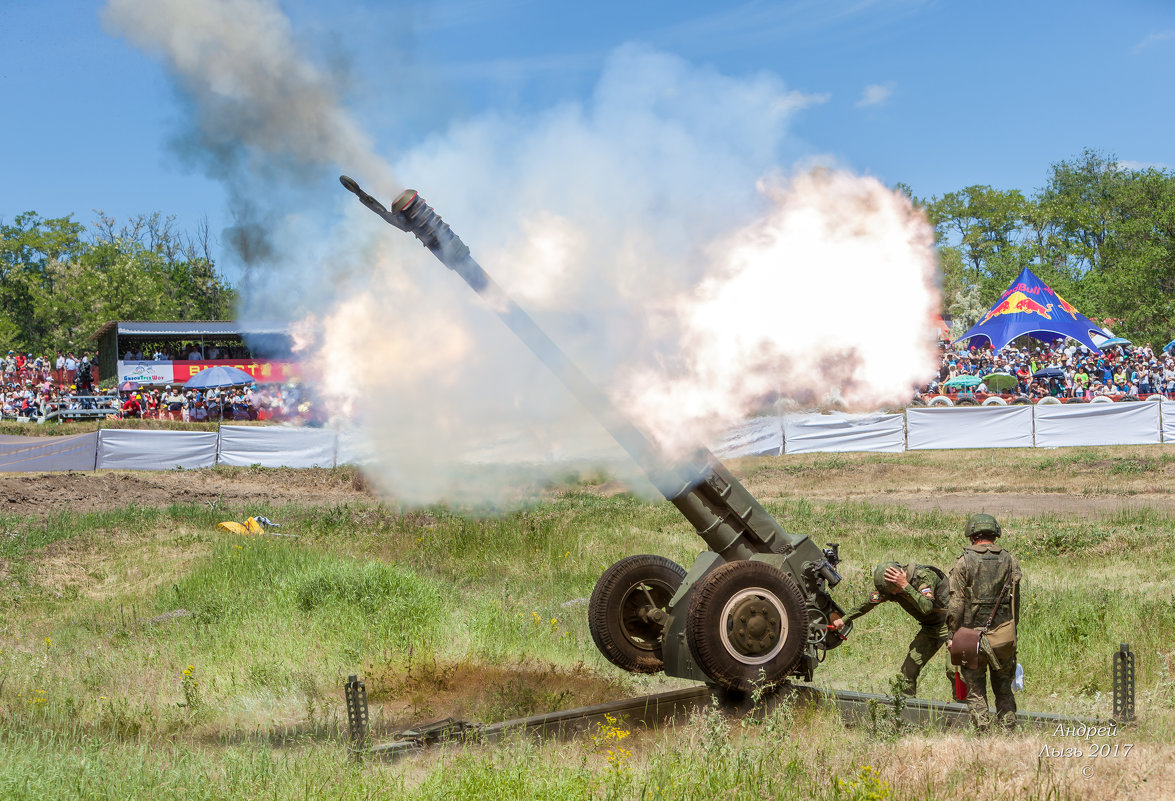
[948,542,1022,732]
[842,563,952,697]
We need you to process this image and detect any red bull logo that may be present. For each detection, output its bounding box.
[980,291,1054,325]
[1056,294,1079,320]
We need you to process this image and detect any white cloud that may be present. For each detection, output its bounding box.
[1132,29,1175,53]
[1117,159,1170,172]
[855,82,895,108]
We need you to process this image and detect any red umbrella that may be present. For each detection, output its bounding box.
[118,381,141,392]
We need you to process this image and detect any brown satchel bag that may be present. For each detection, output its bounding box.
[949,572,1014,669]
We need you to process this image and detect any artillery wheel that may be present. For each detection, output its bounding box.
[685,561,809,691]
[589,555,685,673]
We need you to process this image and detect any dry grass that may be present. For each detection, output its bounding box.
[733,447,1175,516]
[738,447,1175,494]
[31,526,211,602]
[875,731,1174,801]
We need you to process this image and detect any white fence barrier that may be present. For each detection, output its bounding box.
[0,400,1172,474]
[713,417,783,458]
[96,429,218,471]
[217,425,337,468]
[1161,400,1175,443]
[906,405,1034,451]
[1033,401,1162,448]
[783,413,906,454]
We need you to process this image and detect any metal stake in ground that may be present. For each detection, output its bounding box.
[1112,643,1135,722]
[344,674,369,759]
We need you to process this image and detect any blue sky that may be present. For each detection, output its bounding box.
[2,0,1172,281]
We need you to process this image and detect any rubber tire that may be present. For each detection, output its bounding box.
[1037,396,1061,405]
[956,396,978,406]
[928,396,954,407]
[1120,395,1141,402]
[685,561,809,691]
[982,396,1007,406]
[1011,395,1031,405]
[589,554,686,674]
[1090,395,1113,404]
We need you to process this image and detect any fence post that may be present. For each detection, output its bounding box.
[344,674,369,760]
[1112,643,1135,722]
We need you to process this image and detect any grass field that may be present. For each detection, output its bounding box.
[0,449,1172,799]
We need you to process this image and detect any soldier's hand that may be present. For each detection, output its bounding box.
[883,566,908,589]
[830,618,845,631]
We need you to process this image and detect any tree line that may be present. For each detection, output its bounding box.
[0,211,236,356]
[914,149,1175,348]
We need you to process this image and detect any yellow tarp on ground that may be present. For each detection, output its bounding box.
[217,517,265,535]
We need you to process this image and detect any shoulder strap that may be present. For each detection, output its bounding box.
[983,570,1015,630]
[922,564,947,582]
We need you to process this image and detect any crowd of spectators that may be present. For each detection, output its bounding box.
[0,379,318,424]
[1,341,318,423]
[120,342,252,361]
[112,381,318,424]
[1,349,102,419]
[3,349,97,388]
[919,339,1175,402]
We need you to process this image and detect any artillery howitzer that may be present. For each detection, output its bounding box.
[340,176,851,691]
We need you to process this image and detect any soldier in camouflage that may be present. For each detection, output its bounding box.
[831,561,952,697]
[947,513,1022,732]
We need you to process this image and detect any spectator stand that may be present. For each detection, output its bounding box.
[91,320,299,390]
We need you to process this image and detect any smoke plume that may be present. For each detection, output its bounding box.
[104,0,940,504]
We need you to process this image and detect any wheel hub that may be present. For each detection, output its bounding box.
[719,587,787,665]
[618,581,672,652]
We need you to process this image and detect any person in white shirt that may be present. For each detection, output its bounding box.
[63,353,78,387]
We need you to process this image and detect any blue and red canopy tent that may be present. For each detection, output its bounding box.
[954,268,1111,354]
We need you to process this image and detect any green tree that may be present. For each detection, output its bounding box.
[0,211,236,354]
[0,213,87,351]
[1088,167,1175,344]
[924,186,1035,317]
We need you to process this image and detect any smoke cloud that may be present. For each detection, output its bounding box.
[104,0,940,505]
[102,0,393,299]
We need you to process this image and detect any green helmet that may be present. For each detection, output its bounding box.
[965,513,1001,540]
[873,562,903,592]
